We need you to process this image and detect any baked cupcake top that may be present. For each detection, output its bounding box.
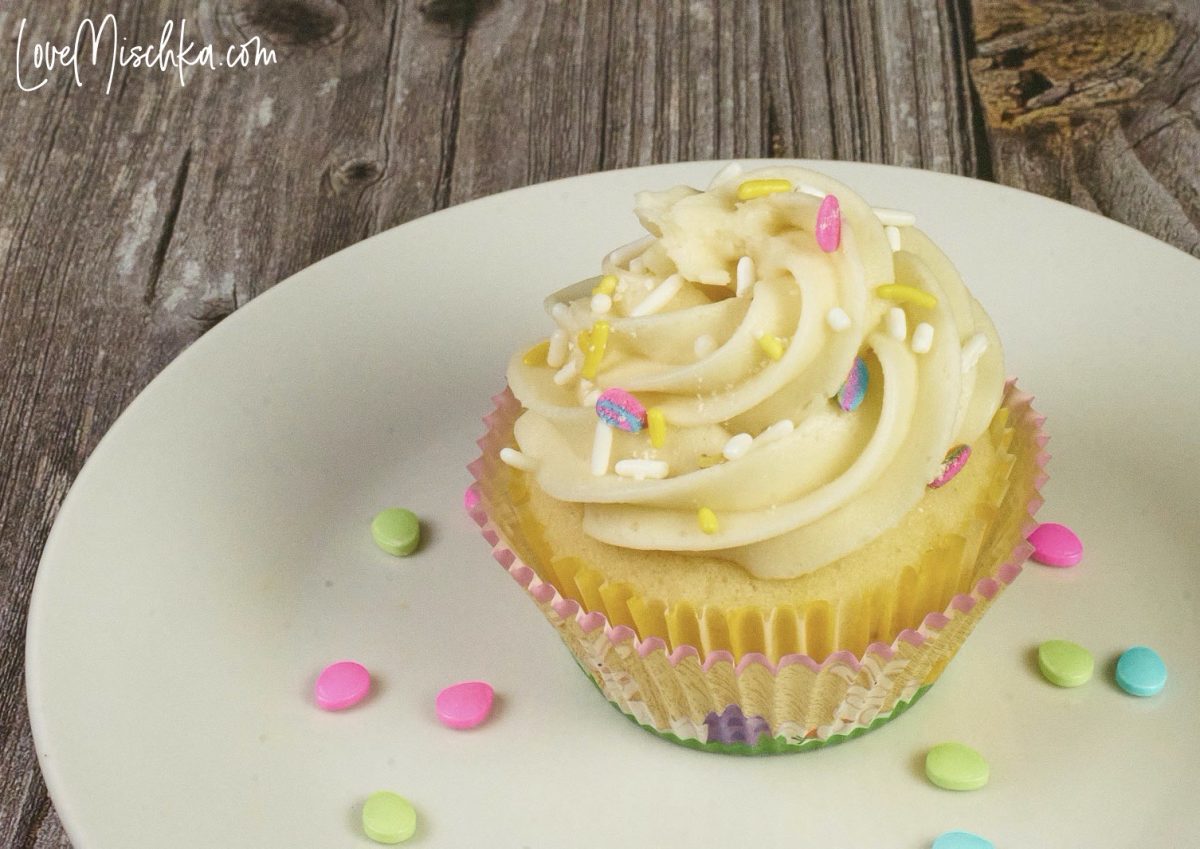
[504,164,1005,579]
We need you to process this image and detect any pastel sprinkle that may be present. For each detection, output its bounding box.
[929,444,971,488]
[722,432,753,461]
[876,283,938,310]
[815,194,841,252]
[1116,646,1167,696]
[581,320,610,379]
[647,407,666,448]
[1029,522,1083,567]
[371,508,421,557]
[886,306,907,341]
[547,329,568,367]
[499,447,537,471]
[631,272,684,317]
[595,387,647,432]
[911,322,935,354]
[925,742,989,791]
[362,791,416,844]
[736,178,792,201]
[593,274,618,296]
[757,419,794,445]
[522,339,550,366]
[932,831,994,849]
[697,507,719,534]
[885,225,902,252]
[590,293,613,314]
[463,485,479,512]
[315,661,371,711]
[756,332,785,360]
[1038,639,1094,687]
[615,458,669,480]
[961,332,988,373]
[826,307,851,332]
[694,334,716,358]
[736,255,755,296]
[591,421,614,476]
[874,206,916,227]
[552,358,578,386]
[837,356,868,412]
[435,680,495,729]
[708,160,743,188]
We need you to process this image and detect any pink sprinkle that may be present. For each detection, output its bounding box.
[815,194,841,252]
[596,387,647,433]
[463,485,480,512]
[1029,522,1083,567]
[435,680,495,730]
[929,444,971,488]
[314,661,371,711]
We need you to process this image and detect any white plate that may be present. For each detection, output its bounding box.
[28,162,1200,849]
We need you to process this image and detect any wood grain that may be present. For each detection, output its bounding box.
[0,1,1194,846]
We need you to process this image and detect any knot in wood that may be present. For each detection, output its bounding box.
[236,0,348,47]
[326,158,384,196]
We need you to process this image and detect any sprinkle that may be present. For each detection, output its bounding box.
[595,387,647,432]
[591,421,613,476]
[553,358,578,386]
[737,178,792,201]
[873,207,917,227]
[694,334,717,358]
[757,419,794,445]
[886,306,907,341]
[885,225,902,252]
[707,161,743,188]
[911,322,935,354]
[581,320,610,378]
[582,388,601,407]
[815,194,841,252]
[722,432,753,461]
[547,329,568,367]
[590,293,612,314]
[837,356,868,412]
[795,183,826,198]
[499,447,537,471]
[615,458,670,480]
[697,507,719,534]
[736,256,755,296]
[961,332,988,373]
[756,332,785,360]
[550,302,570,322]
[876,283,938,310]
[929,444,971,488]
[826,307,851,332]
[593,274,618,296]
[630,273,684,317]
[603,234,654,269]
[522,339,550,366]
[647,407,666,448]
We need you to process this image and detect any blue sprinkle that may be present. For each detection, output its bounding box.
[932,831,994,849]
[1115,646,1167,697]
[837,356,868,412]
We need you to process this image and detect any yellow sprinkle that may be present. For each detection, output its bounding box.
[737,178,793,201]
[522,339,551,366]
[647,407,666,448]
[577,329,591,352]
[698,507,719,535]
[757,333,785,360]
[876,284,938,310]
[593,274,618,296]
[581,321,610,379]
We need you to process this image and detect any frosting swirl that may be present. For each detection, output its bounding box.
[505,165,1005,579]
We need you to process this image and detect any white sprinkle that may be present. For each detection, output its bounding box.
[591,421,614,476]
[553,358,579,386]
[630,257,646,273]
[576,378,594,404]
[736,256,755,297]
[826,307,851,332]
[886,307,907,341]
[500,447,538,471]
[796,183,826,198]
[615,458,670,480]
[873,207,917,227]
[604,235,654,270]
[707,161,743,189]
[961,332,989,373]
[886,225,902,252]
[694,334,717,358]
[547,329,568,367]
[722,432,754,461]
[912,322,935,354]
[756,419,795,445]
[582,389,601,407]
[591,293,613,314]
[631,273,684,317]
[551,302,570,323]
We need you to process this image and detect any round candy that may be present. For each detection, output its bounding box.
[1037,639,1094,688]
[1116,646,1167,697]
[1028,522,1082,567]
[929,444,971,489]
[815,194,841,252]
[463,485,479,512]
[932,831,994,849]
[837,356,868,412]
[362,791,416,844]
[314,661,371,711]
[435,680,495,729]
[925,742,989,791]
[595,387,647,432]
[372,508,420,557]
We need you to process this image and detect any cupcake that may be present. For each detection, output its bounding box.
[469,164,1046,754]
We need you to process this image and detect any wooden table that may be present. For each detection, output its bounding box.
[2,1,1196,844]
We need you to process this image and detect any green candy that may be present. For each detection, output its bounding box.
[362,791,416,844]
[1038,639,1094,688]
[371,508,421,557]
[925,742,989,791]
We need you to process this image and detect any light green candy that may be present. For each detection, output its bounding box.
[1038,639,1094,688]
[925,742,989,791]
[371,508,420,557]
[362,791,416,844]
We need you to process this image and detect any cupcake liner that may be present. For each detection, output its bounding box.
[469,381,1046,754]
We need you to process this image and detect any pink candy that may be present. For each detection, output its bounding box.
[463,485,480,512]
[315,660,372,711]
[435,680,495,730]
[595,387,647,432]
[815,194,841,252]
[1029,522,1083,567]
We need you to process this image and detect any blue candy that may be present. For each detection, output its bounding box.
[1115,646,1167,697]
[932,831,994,849]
